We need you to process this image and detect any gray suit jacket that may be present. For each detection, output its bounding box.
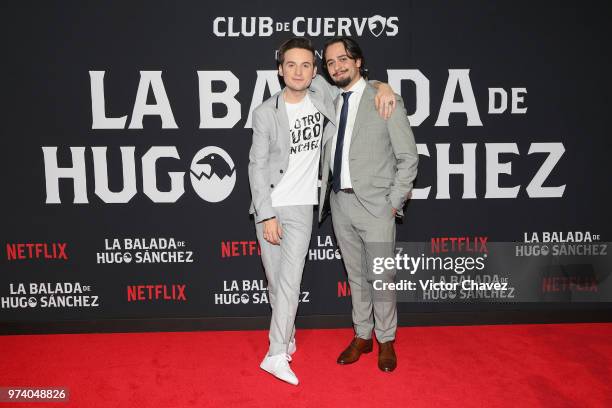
[248,75,338,223]
[318,83,418,222]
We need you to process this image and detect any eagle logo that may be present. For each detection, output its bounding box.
[190,146,236,203]
[191,153,236,180]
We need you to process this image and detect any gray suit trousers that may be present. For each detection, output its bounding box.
[255,205,312,356]
[331,190,397,343]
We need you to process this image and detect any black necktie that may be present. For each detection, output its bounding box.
[332,91,353,193]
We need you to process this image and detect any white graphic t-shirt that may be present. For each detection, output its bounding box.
[271,94,324,207]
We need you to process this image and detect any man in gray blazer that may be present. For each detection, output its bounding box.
[319,37,419,372]
[248,37,396,385]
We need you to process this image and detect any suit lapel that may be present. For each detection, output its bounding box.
[322,93,342,148]
[309,88,334,123]
[274,91,292,154]
[349,83,376,151]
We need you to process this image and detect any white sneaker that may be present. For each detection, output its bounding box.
[260,353,299,385]
[288,338,297,355]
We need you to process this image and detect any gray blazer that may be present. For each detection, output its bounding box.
[318,83,418,222]
[248,75,338,223]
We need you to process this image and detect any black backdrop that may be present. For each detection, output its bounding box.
[1,1,611,332]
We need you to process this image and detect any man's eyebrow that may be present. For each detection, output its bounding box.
[328,54,349,61]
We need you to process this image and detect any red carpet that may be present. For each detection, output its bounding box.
[0,324,611,407]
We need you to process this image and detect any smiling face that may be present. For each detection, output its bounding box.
[278,47,316,92]
[324,41,362,89]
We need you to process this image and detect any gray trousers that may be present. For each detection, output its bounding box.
[255,205,312,356]
[331,190,397,343]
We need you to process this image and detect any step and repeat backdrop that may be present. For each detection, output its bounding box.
[1,1,611,325]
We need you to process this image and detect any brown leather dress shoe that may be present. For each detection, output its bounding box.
[378,341,397,372]
[337,337,373,364]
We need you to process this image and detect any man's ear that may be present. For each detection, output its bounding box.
[278,65,284,77]
[356,58,362,69]
[312,65,317,78]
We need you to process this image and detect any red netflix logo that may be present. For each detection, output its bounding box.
[221,240,261,258]
[541,276,598,292]
[6,243,68,261]
[127,284,187,302]
[430,237,488,253]
[337,281,351,298]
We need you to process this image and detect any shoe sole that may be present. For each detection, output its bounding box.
[260,365,299,385]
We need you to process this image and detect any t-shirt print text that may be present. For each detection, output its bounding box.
[290,112,322,154]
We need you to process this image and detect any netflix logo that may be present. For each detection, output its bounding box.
[221,240,261,258]
[6,243,68,261]
[127,284,187,302]
[541,276,598,293]
[430,237,488,253]
[337,281,351,298]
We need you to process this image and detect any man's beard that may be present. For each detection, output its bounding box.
[333,76,352,88]
[332,70,354,88]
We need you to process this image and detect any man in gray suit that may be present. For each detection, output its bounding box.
[248,37,396,385]
[319,37,419,372]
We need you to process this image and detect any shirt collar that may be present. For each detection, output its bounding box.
[344,77,366,95]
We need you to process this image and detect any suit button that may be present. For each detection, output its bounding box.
[280,170,284,174]
[270,184,274,188]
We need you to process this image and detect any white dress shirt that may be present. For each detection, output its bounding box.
[330,77,367,189]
